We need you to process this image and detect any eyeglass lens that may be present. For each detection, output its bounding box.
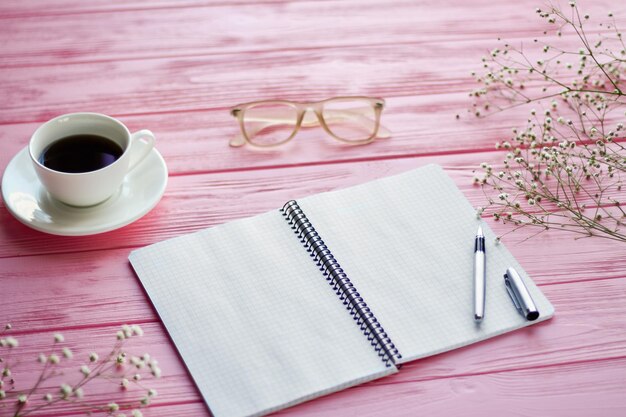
[322,99,377,142]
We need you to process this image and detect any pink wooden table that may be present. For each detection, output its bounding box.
[1,1,625,416]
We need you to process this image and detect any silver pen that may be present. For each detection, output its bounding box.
[474,226,486,322]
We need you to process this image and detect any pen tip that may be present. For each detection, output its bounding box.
[477,225,484,237]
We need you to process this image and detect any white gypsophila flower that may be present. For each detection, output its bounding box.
[131,325,144,337]
[108,403,120,412]
[116,331,125,341]
[148,389,157,397]
[140,396,151,406]
[74,387,84,399]
[89,352,99,362]
[133,373,142,381]
[132,410,143,417]
[38,353,47,364]
[121,378,129,389]
[80,365,90,376]
[49,354,60,365]
[122,324,133,338]
[151,367,162,378]
[2,368,11,377]
[62,347,73,359]
[44,393,53,402]
[54,333,64,343]
[6,337,18,348]
[0,390,6,400]
[60,384,72,398]
[17,394,27,404]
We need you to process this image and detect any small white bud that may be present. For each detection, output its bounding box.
[60,384,72,398]
[62,347,73,359]
[131,325,144,337]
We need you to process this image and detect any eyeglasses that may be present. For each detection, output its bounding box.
[229,96,391,147]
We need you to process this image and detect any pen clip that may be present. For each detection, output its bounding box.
[504,275,523,315]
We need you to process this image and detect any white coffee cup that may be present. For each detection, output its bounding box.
[29,113,155,207]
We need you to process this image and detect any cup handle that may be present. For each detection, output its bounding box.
[127,129,156,172]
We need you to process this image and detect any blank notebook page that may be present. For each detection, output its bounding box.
[297,164,554,363]
[129,211,395,417]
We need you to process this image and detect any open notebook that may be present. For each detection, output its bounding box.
[129,164,554,417]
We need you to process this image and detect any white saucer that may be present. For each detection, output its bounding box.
[1,146,168,236]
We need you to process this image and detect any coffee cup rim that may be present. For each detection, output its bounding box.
[29,112,132,176]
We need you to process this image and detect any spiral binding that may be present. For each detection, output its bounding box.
[281,200,402,368]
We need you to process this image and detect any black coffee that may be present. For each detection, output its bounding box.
[39,134,124,173]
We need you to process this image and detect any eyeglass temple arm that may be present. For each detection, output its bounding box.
[229,108,391,147]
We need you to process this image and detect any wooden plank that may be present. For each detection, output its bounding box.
[7,353,626,417]
[2,152,625,257]
[0,0,288,19]
[0,39,556,123]
[0,92,523,175]
[2,93,624,177]
[3,277,626,415]
[3,0,613,67]
[282,357,626,417]
[2,232,624,333]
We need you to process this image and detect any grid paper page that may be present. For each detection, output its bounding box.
[129,210,395,417]
[297,164,554,363]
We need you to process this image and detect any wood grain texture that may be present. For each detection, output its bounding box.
[2,153,626,257]
[4,277,626,416]
[1,0,626,416]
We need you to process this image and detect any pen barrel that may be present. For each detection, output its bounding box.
[473,250,486,321]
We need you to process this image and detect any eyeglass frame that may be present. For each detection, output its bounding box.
[229,96,387,147]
